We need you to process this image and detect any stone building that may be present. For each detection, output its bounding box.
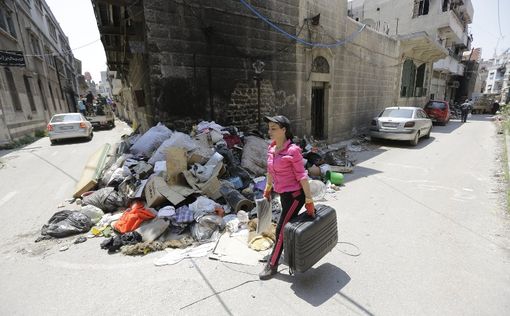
[93,0,446,142]
[0,0,79,145]
[349,0,473,105]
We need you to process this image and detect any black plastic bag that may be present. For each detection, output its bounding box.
[83,187,126,213]
[41,210,92,238]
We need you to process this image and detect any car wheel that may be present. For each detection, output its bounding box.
[50,139,57,145]
[410,131,420,146]
[424,127,431,139]
[371,136,379,143]
[87,132,94,141]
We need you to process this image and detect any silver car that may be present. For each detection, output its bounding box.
[48,113,93,145]
[370,107,432,146]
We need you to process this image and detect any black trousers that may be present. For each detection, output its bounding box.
[268,189,305,267]
[461,110,469,122]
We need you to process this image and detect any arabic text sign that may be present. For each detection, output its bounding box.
[0,50,26,67]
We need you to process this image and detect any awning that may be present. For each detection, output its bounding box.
[398,32,448,63]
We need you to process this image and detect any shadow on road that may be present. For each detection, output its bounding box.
[274,263,364,310]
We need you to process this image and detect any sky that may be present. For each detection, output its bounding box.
[45,0,106,83]
[45,0,508,83]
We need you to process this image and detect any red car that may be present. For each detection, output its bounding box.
[424,100,450,125]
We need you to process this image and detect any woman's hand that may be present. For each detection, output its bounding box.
[305,198,315,217]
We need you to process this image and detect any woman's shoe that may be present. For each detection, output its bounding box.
[259,264,278,280]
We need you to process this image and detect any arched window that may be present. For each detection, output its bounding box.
[415,63,427,97]
[312,56,330,73]
[400,59,416,97]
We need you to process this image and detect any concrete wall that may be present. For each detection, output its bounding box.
[106,0,402,142]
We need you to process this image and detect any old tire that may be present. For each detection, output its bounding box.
[410,131,420,146]
[87,132,94,141]
[424,127,431,139]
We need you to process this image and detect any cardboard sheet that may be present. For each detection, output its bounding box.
[209,231,270,266]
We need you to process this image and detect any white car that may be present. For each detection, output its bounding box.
[369,107,432,146]
[48,113,93,145]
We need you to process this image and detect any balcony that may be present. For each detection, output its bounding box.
[460,0,474,24]
[433,56,465,76]
[437,10,468,46]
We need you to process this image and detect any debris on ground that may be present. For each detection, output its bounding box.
[35,120,361,265]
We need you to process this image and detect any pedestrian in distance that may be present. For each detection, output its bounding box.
[77,96,86,116]
[259,115,315,280]
[460,99,471,123]
[492,101,500,115]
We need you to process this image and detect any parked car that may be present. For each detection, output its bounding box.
[370,106,432,146]
[47,113,93,145]
[424,100,450,125]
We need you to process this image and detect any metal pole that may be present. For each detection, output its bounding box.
[257,77,261,131]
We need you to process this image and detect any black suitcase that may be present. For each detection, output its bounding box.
[283,204,338,273]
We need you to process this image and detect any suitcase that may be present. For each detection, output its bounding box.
[283,204,338,273]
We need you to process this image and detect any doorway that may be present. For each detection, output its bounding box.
[311,82,325,139]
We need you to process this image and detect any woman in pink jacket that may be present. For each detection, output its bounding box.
[259,115,315,280]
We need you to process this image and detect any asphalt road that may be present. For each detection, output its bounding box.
[0,116,509,315]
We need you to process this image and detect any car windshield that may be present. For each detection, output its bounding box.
[51,114,82,123]
[380,109,414,118]
[425,101,446,110]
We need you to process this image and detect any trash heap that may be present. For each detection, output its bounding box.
[36,121,355,264]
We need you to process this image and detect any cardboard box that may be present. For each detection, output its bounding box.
[144,176,195,207]
[166,147,187,185]
[182,162,224,200]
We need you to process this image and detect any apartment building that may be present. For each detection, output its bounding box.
[483,50,509,103]
[349,0,473,104]
[0,0,79,144]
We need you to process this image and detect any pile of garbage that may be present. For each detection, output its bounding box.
[35,121,355,263]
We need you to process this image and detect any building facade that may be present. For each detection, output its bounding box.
[482,50,509,103]
[349,0,473,105]
[0,0,79,145]
[93,0,449,141]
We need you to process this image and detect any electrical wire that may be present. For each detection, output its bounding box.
[239,0,366,48]
[23,38,102,58]
[497,0,503,38]
[179,279,259,310]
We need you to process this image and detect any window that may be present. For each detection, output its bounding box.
[400,59,416,97]
[23,75,36,112]
[37,79,48,111]
[380,109,414,118]
[50,114,82,123]
[0,6,17,38]
[44,46,55,67]
[47,18,57,40]
[413,0,429,17]
[35,0,43,11]
[489,72,495,80]
[4,67,22,111]
[442,0,449,12]
[48,82,56,112]
[415,64,426,97]
[30,33,42,56]
[487,85,492,92]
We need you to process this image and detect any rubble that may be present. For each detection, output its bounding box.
[36,120,360,266]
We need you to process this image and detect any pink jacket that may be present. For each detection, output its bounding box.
[267,139,308,193]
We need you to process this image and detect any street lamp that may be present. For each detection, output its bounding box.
[253,60,265,131]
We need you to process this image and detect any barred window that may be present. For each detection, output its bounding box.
[0,6,17,38]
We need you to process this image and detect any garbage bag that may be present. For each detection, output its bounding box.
[82,187,127,213]
[148,132,198,165]
[241,136,269,176]
[41,210,93,238]
[190,214,225,242]
[130,122,173,157]
[80,205,104,224]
